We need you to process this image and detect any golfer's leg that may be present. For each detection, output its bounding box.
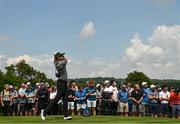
[62,82,69,117]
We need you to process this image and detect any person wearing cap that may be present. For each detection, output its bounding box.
[170,88,180,119]
[148,84,159,118]
[41,52,72,120]
[118,84,129,117]
[0,84,11,116]
[101,80,113,115]
[85,80,97,116]
[96,83,102,115]
[159,85,170,118]
[141,82,151,116]
[25,82,36,116]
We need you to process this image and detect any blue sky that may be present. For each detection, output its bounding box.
[1,0,180,79]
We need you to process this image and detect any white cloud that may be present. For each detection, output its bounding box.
[0,34,12,42]
[80,21,96,38]
[123,33,163,63]
[123,25,180,79]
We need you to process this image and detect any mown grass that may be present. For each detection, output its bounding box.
[0,115,179,124]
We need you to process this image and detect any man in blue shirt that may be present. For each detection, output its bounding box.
[25,82,36,116]
[141,82,151,116]
[85,80,96,116]
[118,85,129,116]
[75,86,86,116]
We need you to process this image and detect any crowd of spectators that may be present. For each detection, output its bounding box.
[0,80,179,119]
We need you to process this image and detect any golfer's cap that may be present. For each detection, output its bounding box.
[55,52,65,57]
[142,82,147,86]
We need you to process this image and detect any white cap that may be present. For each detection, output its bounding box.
[104,80,110,84]
[9,85,13,89]
[142,82,147,86]
[27,82,31,85]
[96,84,100,87]
[150,84,156,88]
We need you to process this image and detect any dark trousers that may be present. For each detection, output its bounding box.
[44,79,69,117]
[110,101,118,115]
[2,101,11,116]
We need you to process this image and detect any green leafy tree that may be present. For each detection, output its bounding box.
[125,71,151,85]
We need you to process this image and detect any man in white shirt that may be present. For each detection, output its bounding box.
[159,85,170,117]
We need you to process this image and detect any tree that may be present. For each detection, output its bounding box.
[125,71,151,85]
[0,70,6,91]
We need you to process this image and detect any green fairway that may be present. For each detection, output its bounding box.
[0,116,179,124]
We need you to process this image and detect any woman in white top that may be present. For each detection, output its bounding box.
[109,80,118,115]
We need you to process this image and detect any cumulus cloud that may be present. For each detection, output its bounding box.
[0,34,12,42]
[80,21,96,38]
[123,25,180,79]
[5,55,55,79]
[123,33,163,63]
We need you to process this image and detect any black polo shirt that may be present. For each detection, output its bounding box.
[131,90,143,102]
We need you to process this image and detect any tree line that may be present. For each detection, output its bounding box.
[0,60,180,91]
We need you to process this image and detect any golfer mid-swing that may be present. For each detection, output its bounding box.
[41,52,72,120]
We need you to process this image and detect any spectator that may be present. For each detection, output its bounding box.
[0,84,11,116]
[96,84,102,115]
[75,86,86,116]
[49,86,58,115]
[25,82,36,116]
[170,88,180,119]
[18,83,27,116]
[109,80,118,115]
[67,82,76,116]
[127,82,133,114]
[159,85,170,118]
[36,83,49,114]
[101,80,113,115]
[9,85,19,116]
[149,84,159,118]
[118,84,129,116]
[85,80,97,116]
[131,84,143,117]
[141,82,151,116]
